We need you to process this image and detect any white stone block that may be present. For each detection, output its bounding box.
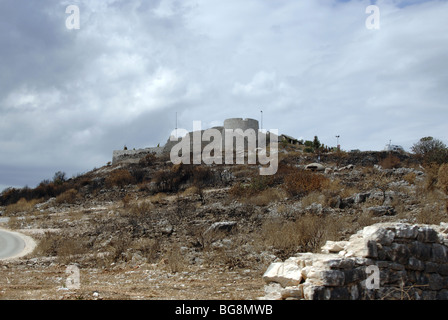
[262,261,302,287]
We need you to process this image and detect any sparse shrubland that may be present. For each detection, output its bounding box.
[2,138,448,300]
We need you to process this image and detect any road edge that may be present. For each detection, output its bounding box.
[0,227,37,261]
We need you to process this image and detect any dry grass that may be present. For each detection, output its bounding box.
[34,231,91,264]
[121,194,133,207]
[55,188,79,205]
[7,216,22,229]
[131,238,160,263]
[260,214,347,259]
[437,163,448,195]
[163,244,185,273]
[423,164,441,191]
[149,192,168,204]
[403,172,417,185]
[182,186,203,198]
[4,198,41,215]
[355,211,375,229]
[126,199,153,216]
[243,188,287,206]
[301,191,326,207]
[414,180,448,224]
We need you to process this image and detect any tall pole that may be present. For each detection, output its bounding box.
[336,135,340,151]
[175,112,178,138]
[260,110,263,131]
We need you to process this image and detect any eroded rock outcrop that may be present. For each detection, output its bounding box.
[260,222,448,300]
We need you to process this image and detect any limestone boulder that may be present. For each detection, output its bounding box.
[262,260,303,287]
[305,163,325,172]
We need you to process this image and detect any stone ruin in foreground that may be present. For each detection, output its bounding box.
[260,222,448,300]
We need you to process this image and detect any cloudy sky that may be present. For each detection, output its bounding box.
[1,0,447,191]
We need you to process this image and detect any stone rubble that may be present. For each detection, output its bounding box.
[260,222,448,300]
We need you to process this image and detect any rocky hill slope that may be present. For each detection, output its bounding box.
[0,149,447,299]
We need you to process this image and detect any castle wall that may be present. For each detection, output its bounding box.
[112,118,268,165]
[112,147,164,165]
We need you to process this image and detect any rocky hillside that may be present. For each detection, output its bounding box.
[0,148,447,300]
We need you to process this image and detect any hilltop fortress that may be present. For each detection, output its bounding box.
[112,118,279,166]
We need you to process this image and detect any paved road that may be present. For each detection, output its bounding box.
[0,229,26,259]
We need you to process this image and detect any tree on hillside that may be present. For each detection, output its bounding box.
[411,137,448,164]
[53,171,67,185]
[313,136,321,151]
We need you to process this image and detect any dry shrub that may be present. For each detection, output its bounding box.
[106,233,133,262]
[229,175,274,198]
[379,154,401,169]
[437,163,448,195]
[276,204,290,216]
[191,166,215,188]
[4,197,41,215]
[153,165,189,192]
[261,214,345,259]
[210,246,248,270]
[138,153,157,167]
[356,211,374,229]
[55,188,79,204]
[182,186,200,196]
[35,232,62,256]
[105,169,135,188]
[7,216,22,229]
[423,163,440,191]
[244,188,287,206]
[57,238,90,264]
[319,178,358,207]
[35,231,90,263]
[283,169,329,198]
[150,192,167,204]
[131,238,160,263]
[339,186,361,199]
[122,194,133,207]
[416,204,447,225]
[301,191,325,207]
[228,183,248,198]
[182,186,204,202]
[231,164,258,179]
[127,200,153,217]
[414,186,448,224]
[403,172,417,185]
[164,244,185,273]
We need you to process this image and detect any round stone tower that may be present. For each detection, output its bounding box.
[223,118,259,132]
